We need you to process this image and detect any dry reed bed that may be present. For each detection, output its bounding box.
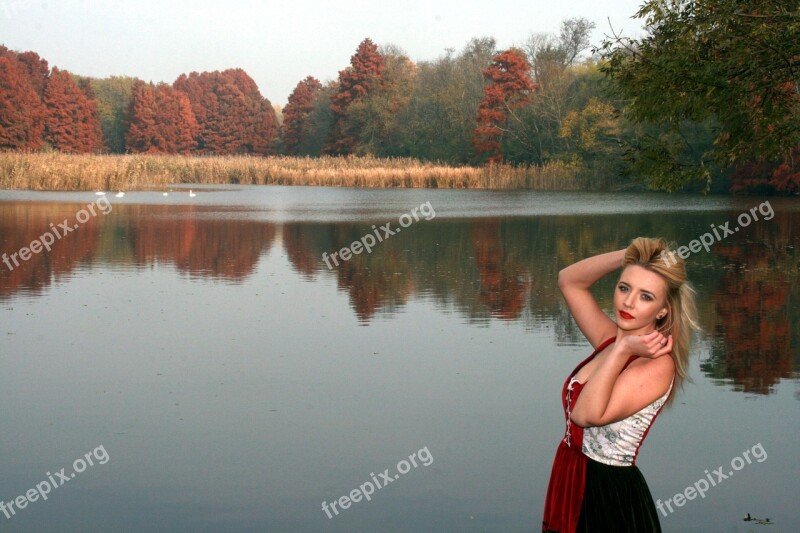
[0,153,584,191]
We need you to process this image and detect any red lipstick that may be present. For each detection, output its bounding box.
[619,310,634,320]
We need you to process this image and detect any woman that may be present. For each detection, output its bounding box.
[542,237,699,532]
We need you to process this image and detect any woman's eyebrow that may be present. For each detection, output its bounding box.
[619,280,656,296]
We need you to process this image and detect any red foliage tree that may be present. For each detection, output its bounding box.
[43,67,104,153]
[125,80,158,153]
[173,69,277,155]
[473,49,536,163]
[282,76,322,154]
[15,51,49,100]
[324,38,385,155]
[226,68,278,154]
[0,49,45,151]
[125,81,199,154]
[156,84,199,154]
[729,146,800,195]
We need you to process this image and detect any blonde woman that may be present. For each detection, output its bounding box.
[542,237,699,532]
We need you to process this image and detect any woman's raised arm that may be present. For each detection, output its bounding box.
[558,249,624,348]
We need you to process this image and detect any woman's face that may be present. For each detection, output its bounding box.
[614,265,669,332]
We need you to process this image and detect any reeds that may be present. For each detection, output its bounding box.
[0,152,586,191]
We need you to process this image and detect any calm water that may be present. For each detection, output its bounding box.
[0,186,798,532]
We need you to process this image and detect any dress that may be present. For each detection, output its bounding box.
[541,336,672,533]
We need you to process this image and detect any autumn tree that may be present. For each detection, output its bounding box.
[729,146,800,195]
[473,49,536,163]
[152,83,199,154]
[15,51,49,100]
[125,81,199,154]
[225,68,278,154]
[0,47,45,150]
[324,38,386,155]
[282,76,322,154]
[346,45,417,156]
[600,0,800,192]
[125,80,159,153]
[43,67,104,153]
[559,96,621,166]
[174,69,277,155]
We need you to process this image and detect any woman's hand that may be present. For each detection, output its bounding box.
[621,331,673,359]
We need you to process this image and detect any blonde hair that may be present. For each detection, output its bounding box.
[622,237,700,405]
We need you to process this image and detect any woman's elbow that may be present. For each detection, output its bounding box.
[569,412,592,428]
[557,269,569,289]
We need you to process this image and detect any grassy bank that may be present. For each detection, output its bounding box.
[0,152,587,191]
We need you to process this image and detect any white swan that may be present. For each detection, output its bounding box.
[95,191,106,195]
[115,191,125,198]
[162,192,169,196]
[189,190,196,197]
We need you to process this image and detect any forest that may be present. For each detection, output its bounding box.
[0,1,798,194]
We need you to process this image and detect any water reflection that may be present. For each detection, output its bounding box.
[704,237,798,394]
[1,201,798,396]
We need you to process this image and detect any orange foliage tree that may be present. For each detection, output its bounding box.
[173,69,277,155]
[282,76,322,155]
[324,38,385,155]
[729,146,800,195]
[473,49,536,163]
[43,67,104,153]
[126,81,199,154]
[0,47,45,150]
[15,51,49,100]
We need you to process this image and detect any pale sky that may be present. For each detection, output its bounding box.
[1,0,646,105]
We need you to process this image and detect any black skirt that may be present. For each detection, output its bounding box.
[576,458,662,532]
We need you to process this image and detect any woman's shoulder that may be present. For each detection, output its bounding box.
[627,353,675,384]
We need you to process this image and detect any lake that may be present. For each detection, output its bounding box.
[1,186,798,532]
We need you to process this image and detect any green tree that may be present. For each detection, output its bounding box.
[346,44,417,156]
[324,38,386,155]
[297,82,337,156]
[397,37,497,163]
[84,76,137,153]
[512,18,597,165]
[600,0,800,192]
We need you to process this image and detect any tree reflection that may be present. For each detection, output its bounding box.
[1,202,797,396]
[702,212,799,394]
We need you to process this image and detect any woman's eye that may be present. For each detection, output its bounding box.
[619,285,628,292]
[642,294,652,301]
